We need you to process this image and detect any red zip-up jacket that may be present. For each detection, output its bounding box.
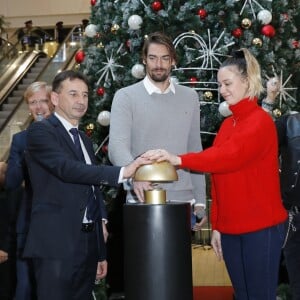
[179,97,287,234]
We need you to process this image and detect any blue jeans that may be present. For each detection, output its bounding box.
[283,212,300,300]
[221,223,285,300]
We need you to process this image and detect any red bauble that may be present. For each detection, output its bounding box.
[90,0,96,6]
[292,40,299,48]
[101,144,108,153]
[231,28,243,38]
[97,87,105,96]
[189,77,198,86]
[261,25,276,37]
[151,1,163,12]
[86,129,93,137]
[197,9,208,20]
[75,50,85,63]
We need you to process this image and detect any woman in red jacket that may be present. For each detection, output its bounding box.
[143,48,287,300]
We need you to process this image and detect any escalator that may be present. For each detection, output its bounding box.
[0,26,82,160]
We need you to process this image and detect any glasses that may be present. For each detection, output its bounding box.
[28,99,49,106]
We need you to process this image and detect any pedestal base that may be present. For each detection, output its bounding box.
[124,203,193,300]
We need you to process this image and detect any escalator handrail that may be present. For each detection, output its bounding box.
[0,51,47,106]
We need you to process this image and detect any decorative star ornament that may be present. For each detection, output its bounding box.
[96,44,125,85]
[239,0,265,19]
[173,30,235,71]
[266,71,298,107]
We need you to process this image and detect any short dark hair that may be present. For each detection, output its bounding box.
[142,32,177,63]
[52,70,90,93]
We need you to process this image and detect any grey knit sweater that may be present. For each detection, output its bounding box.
[108,80,206,204]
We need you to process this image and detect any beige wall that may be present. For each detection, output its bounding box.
[0,0,90,29]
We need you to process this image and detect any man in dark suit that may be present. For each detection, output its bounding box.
[5,82,52,300]
[24,70,149,300]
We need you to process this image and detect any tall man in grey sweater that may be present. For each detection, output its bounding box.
[109,32,206,226]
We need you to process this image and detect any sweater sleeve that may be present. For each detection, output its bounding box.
[108,88,135,166]
[180,113,277,174]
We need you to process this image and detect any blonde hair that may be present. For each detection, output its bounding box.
[24,81,52,103]
[220,48,264,99]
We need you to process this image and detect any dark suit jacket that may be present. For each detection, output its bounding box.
[5,131,32,239]
[24,114,121,261]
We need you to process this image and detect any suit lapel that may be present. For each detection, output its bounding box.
[46,114,81,160]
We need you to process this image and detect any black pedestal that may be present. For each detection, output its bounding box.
[124,203,193,300]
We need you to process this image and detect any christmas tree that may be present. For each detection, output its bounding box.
[77,0,299,154]
[77,1,299,298]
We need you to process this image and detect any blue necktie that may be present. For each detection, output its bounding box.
[69,128,100,221]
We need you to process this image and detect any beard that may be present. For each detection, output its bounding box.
[148,68,171,83]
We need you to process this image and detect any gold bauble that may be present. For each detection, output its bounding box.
[252,37,263,47]
[273,109,282,118]
[189,30,195,34]
[111,24,120,34]
[86,123,95,130]
[241,18,252,29]
[204,91,213,101]
[144,35,149,40]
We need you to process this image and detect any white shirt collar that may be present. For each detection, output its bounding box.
[54,112,77,133]
[143,75,175,95]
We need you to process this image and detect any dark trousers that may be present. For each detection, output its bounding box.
[0,258,16,300]
[222,223,285,300]
[33,229,98,300]
[284,212,300,300]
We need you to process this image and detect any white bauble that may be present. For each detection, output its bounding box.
[131,63,145,79]
[218,101,232,117]
[97,110,110,126]
[257,10,272,25]
[85,24,98,37]
[128,15,143,30]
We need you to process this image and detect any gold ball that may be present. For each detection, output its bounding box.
[204,91,213,101]
[241,18,252,29]
[74,63,80,70]
[144,35,149,40]
[189,30,195,34]
[273,109,282,118]
[111,24,120,34]
[86,123,95,130]
[252,37,263,47]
